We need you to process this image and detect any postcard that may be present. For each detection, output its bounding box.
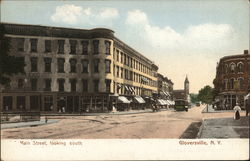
[0,0,249,160]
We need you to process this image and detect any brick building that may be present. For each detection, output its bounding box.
[0,23,158,113]
[213,50,250,110]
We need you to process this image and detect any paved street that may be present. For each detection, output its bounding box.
[1,105,235,139]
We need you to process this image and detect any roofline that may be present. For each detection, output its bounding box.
[0,22,115,33]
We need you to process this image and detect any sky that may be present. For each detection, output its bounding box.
[1,0,249,93]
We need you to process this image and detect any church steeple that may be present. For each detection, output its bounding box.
[184,75,189,95]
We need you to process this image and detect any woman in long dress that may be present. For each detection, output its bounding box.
[233,103,241,120]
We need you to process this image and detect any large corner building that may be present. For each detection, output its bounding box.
[213,50,250,110]
[0,23,158,113]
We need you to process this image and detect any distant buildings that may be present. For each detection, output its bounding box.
[173,76,190,103]
[0,23,159,112]
[213,50,250,110]
[157,73,174,99]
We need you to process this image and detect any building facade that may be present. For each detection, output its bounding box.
[0,23,158,113]
[213,50,250,110]
[157,73,174,100]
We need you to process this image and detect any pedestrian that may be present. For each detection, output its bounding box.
[62,107,65,113]
[45,116,48,123]
[233,103,241,120]
[245,99,250,116]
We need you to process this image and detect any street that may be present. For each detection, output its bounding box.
[1,105,235,139]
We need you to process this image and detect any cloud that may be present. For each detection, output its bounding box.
[51,5,82,24]
[51,5,119,26]
[125,9,240,93]
[125,10,238,55]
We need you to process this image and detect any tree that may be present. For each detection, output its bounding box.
[197,85,214,104]
[0,24,25,85]
[190,93,199,104]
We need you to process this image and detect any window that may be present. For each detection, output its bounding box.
[58,40,65,54]
[44,79,51,91]
[70,40,77,54]
[93,40,99,55]
[230,78,234,89]
[82,79,88,92]
[93,79,99,92]
[69,58,77,73]
[237,63,244,73]
[30,57,38,72]
[17,96,25,110]
[105,41,111,55]
[17,38,24,51]
[105,59,111,73]
[238,78,244,89]
[30,39,37,52]
[44,96,53,111]
[58,79,65,92]
[93,59,99,73]
[125,69,128,80]
[105,79,111,93]
[45,40,51,53]
[120,53,123,63]
[44,57,52,72]
[81,59,89,73]
[18,79,24,89]
[70,79,77,92]
[57,58,65,73]
[121,68,123,78]
[130,71,133,80]
[116,66,119,77]
[124,55,127,65]
[230,63,236,73]
[116,50,119,61]
[224,64,228,74]
[31,78,37,91]
[82,41,88,55]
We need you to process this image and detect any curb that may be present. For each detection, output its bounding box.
[1,119,59,130]
[39,108,170,116]
[196,118,205,138]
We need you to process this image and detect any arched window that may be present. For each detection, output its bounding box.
[238,78,244,89]
[230,63,236,73]
[237,62,244,73]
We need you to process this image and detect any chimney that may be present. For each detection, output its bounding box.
[244,50,248,55]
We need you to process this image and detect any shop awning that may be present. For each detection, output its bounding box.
[128,86,133,93]
[125,86,129,91]
[157,99,167,105]
[165,91,171,97]
[130,87,135,94]
[118,96,131,104]
[134,96,146,104]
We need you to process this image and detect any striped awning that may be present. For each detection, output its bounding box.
[134,96,146,104]
[118,96,130,104]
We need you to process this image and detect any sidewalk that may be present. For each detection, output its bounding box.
[1,119,59,130]
[41,108,171,116]
[202,105,234,113]
[198,116,250,138]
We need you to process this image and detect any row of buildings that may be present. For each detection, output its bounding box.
[213,50,250,110]
[0,23,181,113]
